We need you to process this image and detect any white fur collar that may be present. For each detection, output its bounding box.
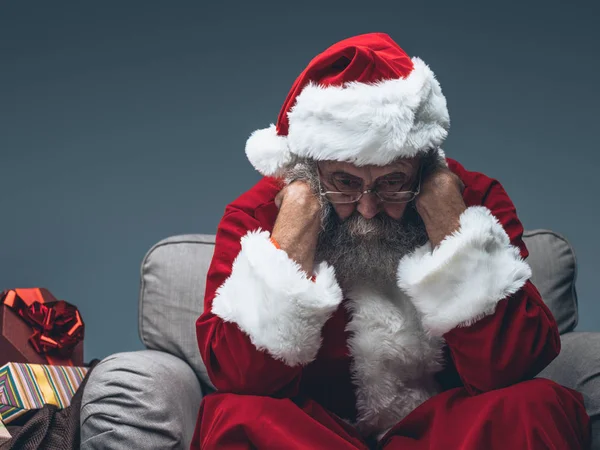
[344,285,444,438]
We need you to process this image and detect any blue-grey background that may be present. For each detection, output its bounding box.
[1,1,598,362]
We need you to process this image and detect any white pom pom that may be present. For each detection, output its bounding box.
[245,124,293,177]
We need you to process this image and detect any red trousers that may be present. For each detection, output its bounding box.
[192,378,590,449]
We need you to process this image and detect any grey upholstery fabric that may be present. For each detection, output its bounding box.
[523,230,578,334]
[539,332,600,449]
[80,350,202,450]
[139,230,579,386]
[139,234,215,388]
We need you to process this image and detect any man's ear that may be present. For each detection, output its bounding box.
[418,148,447,184]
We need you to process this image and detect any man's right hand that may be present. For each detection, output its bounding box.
[271,180,322,276]
[274,180,321,212]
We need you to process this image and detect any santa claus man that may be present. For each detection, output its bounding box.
[191,32,590,449]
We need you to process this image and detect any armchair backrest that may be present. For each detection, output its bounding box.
[138,230,578,385]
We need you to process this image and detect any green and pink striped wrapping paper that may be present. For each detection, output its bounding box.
[0,362,88,423]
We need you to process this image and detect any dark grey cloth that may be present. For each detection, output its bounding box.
[1,360,98,450]
[540,332,600,449]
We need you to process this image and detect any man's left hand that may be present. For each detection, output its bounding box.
[414,167,467,249]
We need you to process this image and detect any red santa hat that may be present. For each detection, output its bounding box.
[245,32,450,177]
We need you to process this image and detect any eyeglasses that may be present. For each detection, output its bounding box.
[317,165,422,204]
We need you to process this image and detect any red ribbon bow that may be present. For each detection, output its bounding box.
[2,290,84,362]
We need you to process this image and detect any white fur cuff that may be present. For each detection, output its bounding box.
[212,230,343,366]
[397,206,532,336]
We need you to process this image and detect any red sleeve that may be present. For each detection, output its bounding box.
[397,171,560,395]
[196,209,300,396]
[196,207,342,396]
[443,180,560,394]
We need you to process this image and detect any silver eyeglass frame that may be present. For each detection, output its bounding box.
[316,164,423,204]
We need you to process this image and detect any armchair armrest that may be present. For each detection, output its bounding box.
[80,350,203,449]
[539,332,600,448]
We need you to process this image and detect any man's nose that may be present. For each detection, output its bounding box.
[356,192,381,219]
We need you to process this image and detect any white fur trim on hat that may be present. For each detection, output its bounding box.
[397,206,532,336]
[245,124,294,178]
[211,230,343,366]
[245,58,449,176]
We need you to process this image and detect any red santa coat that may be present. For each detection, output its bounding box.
[193,158,588,448]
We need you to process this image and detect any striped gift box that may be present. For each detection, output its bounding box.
[0,362,88,424]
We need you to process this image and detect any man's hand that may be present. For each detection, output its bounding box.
[271,180,322,276]
[274,180,320,211]
[414,167,467,249]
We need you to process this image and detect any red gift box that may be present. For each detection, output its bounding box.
[0,288,84,367]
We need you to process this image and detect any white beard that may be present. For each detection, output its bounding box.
[315,203,428,293]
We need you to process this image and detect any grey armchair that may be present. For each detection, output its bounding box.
[79,230,600,449]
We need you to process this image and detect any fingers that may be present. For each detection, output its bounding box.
[275,180,321,212]
[275,190,284,209]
